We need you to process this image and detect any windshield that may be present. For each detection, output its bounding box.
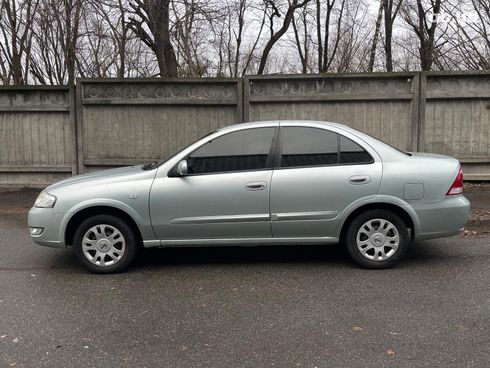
[141,130,217,170]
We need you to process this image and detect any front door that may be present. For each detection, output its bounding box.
[150,127,277,240]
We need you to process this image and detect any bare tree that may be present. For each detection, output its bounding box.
[170,0,222,77]
[90,0,131,78]
[30,0,66,84]
[128,0,178,77]
[258,0,311,74]
[229,0,251,77]
[440,0,490,70]
[240,4,267,75]
[292,4,313,73]
[383,0,403,71]
[402,0,442,70]
[334,0,371,72]
[29,0,84,85]
[0,0,39,84]
[0,49,8,84]
[316,0,347,73]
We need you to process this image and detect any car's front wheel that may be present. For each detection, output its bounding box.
[73,215,138,273]
[345,209,409,269]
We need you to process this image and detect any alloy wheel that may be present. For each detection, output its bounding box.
[81,224,126,267]
[356,218,400,261]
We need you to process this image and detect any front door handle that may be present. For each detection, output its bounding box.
[349,175,371,185]
[245,181,267,191]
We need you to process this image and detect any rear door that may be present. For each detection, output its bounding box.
[270,125,382,238]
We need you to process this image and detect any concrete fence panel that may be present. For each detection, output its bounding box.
[0,87,75,187]
[77,79,242,173]
[419,72,490,180]
[244,73,420,151]
[1,72,490,187]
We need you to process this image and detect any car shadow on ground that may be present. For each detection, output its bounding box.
[38,238,462,274]
[124,239,453,272]
[134,243,352,269]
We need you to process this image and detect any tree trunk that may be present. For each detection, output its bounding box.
[292,12,307,73]
[315,0,322,72]
[153,0,177,77]
[368,0,384,72]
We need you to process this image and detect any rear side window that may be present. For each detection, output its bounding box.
[280,127,338,167]
[279,127,373,168]
[187,127,275,174]
[339,136,373,164]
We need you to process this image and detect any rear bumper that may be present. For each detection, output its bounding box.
[411,195,470,240]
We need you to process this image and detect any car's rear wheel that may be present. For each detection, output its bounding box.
[345,209,409,269]
[73,214,138,273]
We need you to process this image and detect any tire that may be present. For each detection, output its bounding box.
[345,209,409,269]
[73,214,138,274]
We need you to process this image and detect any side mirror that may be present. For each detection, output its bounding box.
[176,159,188,176]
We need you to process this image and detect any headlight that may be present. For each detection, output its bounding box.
[34,191,57,208]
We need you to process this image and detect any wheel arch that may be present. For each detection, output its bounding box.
[338,201,418,243]
[63,205,143,247]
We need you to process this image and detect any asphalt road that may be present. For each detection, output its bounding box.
[0,192,489,368]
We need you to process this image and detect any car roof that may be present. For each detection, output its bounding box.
[218,120,368,140]
[218,120,349,132]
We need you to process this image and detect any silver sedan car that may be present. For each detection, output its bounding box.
[28,120,470,273]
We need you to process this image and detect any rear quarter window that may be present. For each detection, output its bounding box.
[339,135,373,164]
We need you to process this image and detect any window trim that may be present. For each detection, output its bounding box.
[168,126,280,177]
[273,126,374,170]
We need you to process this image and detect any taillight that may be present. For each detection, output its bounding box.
[446,167,463,195]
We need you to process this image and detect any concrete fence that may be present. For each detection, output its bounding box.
[1,71,489,187]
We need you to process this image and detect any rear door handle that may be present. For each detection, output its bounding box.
[349,175,371,185]
[245,181,267,191]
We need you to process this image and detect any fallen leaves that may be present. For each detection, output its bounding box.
[386,349,396,357]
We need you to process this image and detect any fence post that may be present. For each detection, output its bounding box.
[410,72,421,152]
[69,85,79,175]
[417,72,427,153]
[75,79,84,174]
[236,78,244,123]
[243,76,250,122]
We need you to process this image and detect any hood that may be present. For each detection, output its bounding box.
[46,165,148,192]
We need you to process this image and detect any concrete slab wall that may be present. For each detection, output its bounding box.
[0,71,489,187]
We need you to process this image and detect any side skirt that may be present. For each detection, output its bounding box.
[143,237,339,248]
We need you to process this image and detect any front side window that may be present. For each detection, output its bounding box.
[280,127,338,167]
[187,128,275,174]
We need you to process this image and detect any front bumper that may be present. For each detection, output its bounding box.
[28,207,67,249]
[412,195,471,240]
